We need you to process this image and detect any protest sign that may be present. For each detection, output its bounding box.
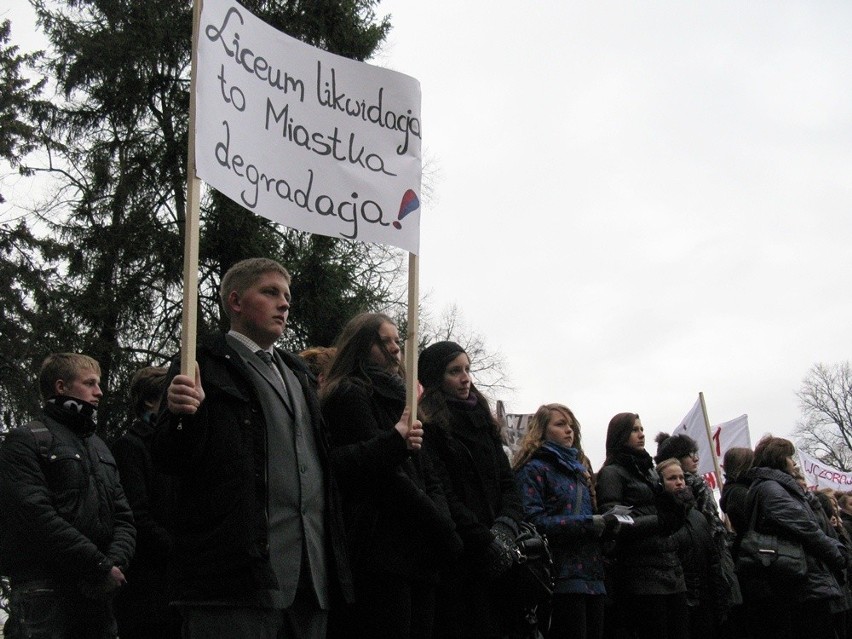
[798,449,852,492]
[195,0,423,253]
[504,413,532,454]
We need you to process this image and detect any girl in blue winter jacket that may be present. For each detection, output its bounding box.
[513,403,615,639]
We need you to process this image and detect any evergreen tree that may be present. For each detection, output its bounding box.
[0,19,45,202]
[3,0,402,438]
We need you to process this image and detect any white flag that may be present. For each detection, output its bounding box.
[674,401,751,490]
[674,399,704,444]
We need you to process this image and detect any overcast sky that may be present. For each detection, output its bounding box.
[373,0,852,466]
[5,1,852,467]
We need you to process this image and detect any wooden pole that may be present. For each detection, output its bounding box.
[699,391,724,488]
[405,252,420,421]
[180,0,203,377]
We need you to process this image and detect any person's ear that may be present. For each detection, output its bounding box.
[227,290,241,315]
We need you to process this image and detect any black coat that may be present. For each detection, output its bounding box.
[596,449,686,596]
[0,410,136,587]
[423,398,523,638]
[720,476,751,554]
[321,374,461,583]
[152,333,353,604]
[112,418,179,634]
[672,504,725,611]
[426,400,523,553]
[842,511,852,545]
[745,467,846,602]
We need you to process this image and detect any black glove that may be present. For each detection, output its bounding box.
[593,513,622,538]
[603,513,621,534]
[483,520,518,579]
[670,486,695,507]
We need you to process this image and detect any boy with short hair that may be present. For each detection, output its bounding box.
[0,353,136,639]
[154,257,351,639]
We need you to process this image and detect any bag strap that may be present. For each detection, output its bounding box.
[745,485,762,533]
[23,420,52,458]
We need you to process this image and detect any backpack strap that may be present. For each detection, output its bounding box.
[23,420,53,458]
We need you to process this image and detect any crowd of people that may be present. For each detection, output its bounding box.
[1,256,851,639]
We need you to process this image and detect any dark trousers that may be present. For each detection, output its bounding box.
[618,592,689,639]
[747,596,835,639]
[547,593,605,639]
[180,589,328,639]
[113,580,181,639]
[337,571,436,639]
[687,599,718,639]
[7,579,117,639]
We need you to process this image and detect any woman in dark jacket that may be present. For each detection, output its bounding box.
[655,431,741,624]
[658,458,725,638]
[595,412,687,639]
[513,403,610,639]
[814,489,852,639]
[720,446,754,550]
[719,446,754,639]
[417,341,523,639]
[741,435,847,639]
[321,314,461,639]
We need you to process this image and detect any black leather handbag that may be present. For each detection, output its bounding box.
[735,493,807,583]
[505,521,554,606]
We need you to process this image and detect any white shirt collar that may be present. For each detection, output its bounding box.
[228,330,271,355]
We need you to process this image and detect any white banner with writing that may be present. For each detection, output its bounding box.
[674,401,751,490]
[798,449,852,491]
[195,0,423,253]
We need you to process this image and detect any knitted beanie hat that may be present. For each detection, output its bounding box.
[654,432,698,464]
[418,341,466,389]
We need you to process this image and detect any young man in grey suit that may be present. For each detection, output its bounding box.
[154,258,352,639]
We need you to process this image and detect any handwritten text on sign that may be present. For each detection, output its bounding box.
[195,0,423,253]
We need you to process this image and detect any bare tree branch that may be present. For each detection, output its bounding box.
[794,361,852,471]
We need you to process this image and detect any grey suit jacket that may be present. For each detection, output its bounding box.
[227,335,329,609]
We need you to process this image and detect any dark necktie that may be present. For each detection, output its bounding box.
[256,349,294,416]
[256,349,276,370]
[257,349,287,387]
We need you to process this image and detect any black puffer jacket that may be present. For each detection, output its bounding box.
[745,467,847,602]
[322,371,461,583]
[672,502,725,612]
[596,448,685,595]
[152,333,352,604]
[0,407,136,586]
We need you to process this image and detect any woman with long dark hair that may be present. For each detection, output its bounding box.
[417,341,522,639]
[719,446,755,639]
[720,447,755,545]
[513,403,611,639]
[595,413,687,639]
[321,313,461,639]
